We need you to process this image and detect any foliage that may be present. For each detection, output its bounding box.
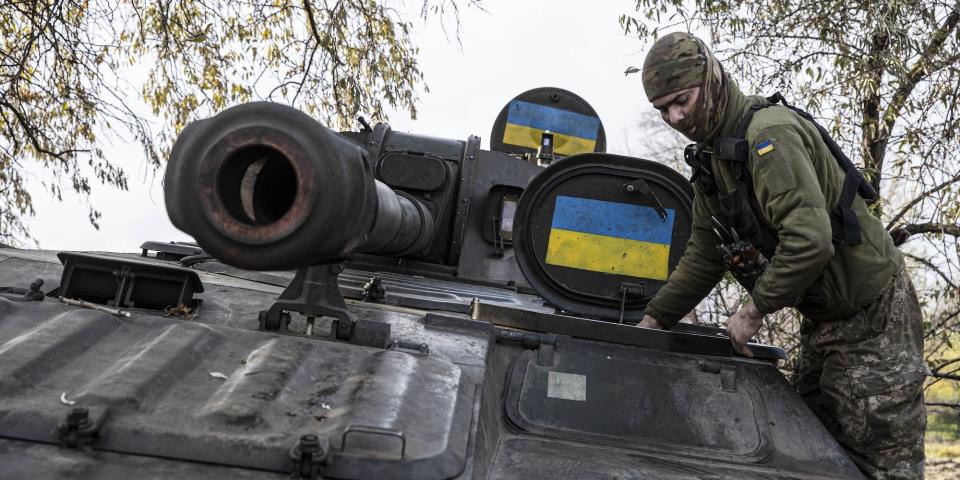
[926,336,960,443]
[0,0,471,244]
[622,0,960,212]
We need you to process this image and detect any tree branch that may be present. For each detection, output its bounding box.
[925,306,960,342]
[930,371,960,382]
[905,252,959,290]
[874,0,960,187]
[885,1,960,122]
[861,8,890,194]
[932,357,960,374]
[890,222,960,245]
[0,101,89,159]
[886,172,960,230]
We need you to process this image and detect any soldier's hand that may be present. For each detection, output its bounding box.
[637,315,664,330]
[726,301,765,357]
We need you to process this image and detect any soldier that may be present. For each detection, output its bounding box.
[636,32,927,480]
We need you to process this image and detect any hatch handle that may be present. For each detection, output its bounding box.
[341,425,406,459]
[623,179,668,220]
[389,340,430,356]
[491,217,506,257]
[618,282,646,323]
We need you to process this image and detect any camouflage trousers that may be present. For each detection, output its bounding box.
[795,269,927,480]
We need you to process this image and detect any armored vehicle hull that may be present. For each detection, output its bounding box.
[0,248,863,479]
[0,97,866,479]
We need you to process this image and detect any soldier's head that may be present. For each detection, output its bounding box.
[642,32,729,142]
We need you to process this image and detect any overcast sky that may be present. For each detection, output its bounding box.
[23,0,682,252]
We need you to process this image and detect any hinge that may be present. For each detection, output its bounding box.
[699,359,738,392]
[494,328,557,367]
[0,278,46,302]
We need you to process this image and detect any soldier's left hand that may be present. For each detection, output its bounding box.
[726,301,765,358]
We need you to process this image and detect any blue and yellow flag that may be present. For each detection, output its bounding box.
[503,101,600,156]
[545,196,675,280]
[756,139,775,156]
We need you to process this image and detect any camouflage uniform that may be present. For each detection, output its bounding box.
[640,32,927,479]
[797,271,927,479]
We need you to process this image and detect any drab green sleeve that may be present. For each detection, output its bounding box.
[644,190,726,327]
[748,125,835,314]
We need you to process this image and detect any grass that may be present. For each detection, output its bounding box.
[927,440,960,459]
[926,336,960,459]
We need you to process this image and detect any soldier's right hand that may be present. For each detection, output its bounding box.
[637,315,664,329]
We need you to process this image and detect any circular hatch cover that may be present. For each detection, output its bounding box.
[513,153,694,322]
[490,87,606,157]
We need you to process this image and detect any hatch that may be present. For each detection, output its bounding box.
[490,87,606,158]
[513,153,694,322]
[503,337,772,463]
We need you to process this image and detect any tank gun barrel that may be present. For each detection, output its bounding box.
[164,102,434,270]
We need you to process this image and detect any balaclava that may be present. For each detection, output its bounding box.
[641,32,729,143]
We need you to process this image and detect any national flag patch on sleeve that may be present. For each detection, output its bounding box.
[756,140,775,156]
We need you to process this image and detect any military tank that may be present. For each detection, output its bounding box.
[0,89,865,479]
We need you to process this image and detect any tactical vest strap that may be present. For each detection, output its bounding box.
[714,92,876,247]
[766,93,878,201]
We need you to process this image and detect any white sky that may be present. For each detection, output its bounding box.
[23,0,680,252]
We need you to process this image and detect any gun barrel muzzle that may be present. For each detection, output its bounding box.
[164,102,433,270]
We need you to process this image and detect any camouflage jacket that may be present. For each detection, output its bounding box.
[644,84,904,327]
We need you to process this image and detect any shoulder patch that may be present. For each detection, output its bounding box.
[756,140,775,156]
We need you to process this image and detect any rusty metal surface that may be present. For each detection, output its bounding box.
[164,102,380,269]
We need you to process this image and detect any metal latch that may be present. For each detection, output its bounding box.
[536,131,555,166]
[361,276,386,303]
[58,406,106,452]
[289,434,330,480]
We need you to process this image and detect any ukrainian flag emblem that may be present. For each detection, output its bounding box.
[503,101,600,156]
[545,196,675,280]
[756,140,775,156]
